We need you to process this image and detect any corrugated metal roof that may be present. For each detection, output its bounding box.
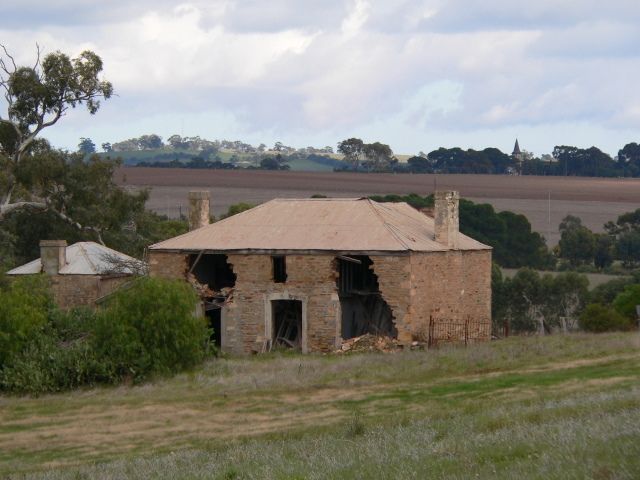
[7,242,141,275]
[150,198,491,253]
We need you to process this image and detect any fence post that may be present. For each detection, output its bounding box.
[464,317,469,346]
[428,315,434,349]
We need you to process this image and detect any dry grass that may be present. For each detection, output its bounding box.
[2,333,639,478]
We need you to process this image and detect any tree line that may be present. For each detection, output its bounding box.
[492,267,639,336]
[85,131,640,178]
[556,210,640,270]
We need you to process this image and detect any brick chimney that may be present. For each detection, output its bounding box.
[188,190,210,231]
[434,191,459,249]
[39,240,67,275]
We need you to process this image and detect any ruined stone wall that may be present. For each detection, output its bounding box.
[370,255,413,344]
[146,249,491,353]
[148,252,188,279]
[406,250,492,343]
[224,254,340,354]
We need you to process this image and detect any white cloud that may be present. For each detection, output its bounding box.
[341,0,371,36]
[1,0,639,156]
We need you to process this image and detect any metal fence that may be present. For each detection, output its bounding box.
[425,315,489,348]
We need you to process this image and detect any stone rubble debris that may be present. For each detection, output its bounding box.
[187,273,234,304]
[337,334,399,353]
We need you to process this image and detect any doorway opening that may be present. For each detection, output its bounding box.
[271,300,303,350]
[205,308,222,347]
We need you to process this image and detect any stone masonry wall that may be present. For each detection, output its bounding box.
[147,249,491,354]
[224,254,340,354]
[406,250,492,343]
[148,252,188,279]
[49,275,100,310]
[371,256,413,344]
[48,275,130,310]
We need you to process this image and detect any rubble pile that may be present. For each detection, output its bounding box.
[187,273,214,297]
[187,273,234,304]
[338,334,399,353]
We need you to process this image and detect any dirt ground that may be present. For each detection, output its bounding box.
[116,168,640,245]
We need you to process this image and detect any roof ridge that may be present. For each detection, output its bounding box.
[76,242,98,274]
[372,202,448,250]
[272,197,365,202]
[367,199,412,250]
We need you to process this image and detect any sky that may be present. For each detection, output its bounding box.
[1,0,640,156]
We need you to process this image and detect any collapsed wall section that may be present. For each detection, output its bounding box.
[370,256,413,344]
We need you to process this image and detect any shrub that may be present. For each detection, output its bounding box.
[93,277,210,382]
[1,277,211,394]
[0,307,110,394]
[589,277,635,305]
[579,304,632,332]
[612,284,640,320]
[0,276,52,367]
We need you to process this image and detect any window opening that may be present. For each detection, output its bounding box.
[272,256,287,283]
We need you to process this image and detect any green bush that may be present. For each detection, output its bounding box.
[0,277,211,394]
[0,276,52,367]
[0,308,110,394]
[93,277,210,382]
[612,284,640,320]
[579,304,632,332]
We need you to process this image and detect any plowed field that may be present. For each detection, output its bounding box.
[116,168,640,245]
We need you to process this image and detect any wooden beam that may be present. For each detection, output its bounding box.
[188,250,205,274]
[337,255,362,264]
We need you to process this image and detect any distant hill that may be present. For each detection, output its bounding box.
[100,148,343,172]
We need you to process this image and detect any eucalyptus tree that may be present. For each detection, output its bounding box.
[0,45,113,226]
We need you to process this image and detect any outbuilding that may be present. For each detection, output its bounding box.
[7,240,141,309]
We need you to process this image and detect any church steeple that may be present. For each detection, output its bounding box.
[512,138,521,156]
[511,138,524,175]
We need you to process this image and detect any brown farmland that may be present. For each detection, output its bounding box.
[116,168,640,245]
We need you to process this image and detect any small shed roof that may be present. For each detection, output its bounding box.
[7,242,141,276]
[150,198,491,253]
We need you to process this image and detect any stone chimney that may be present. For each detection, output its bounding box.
[434,191,459,249]
[39,240,67,275]
[188,190,210,231]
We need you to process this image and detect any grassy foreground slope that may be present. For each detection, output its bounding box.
[2,333,639,479]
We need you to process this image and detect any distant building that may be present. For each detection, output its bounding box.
[7,241,141,309]
[512,138,524,174]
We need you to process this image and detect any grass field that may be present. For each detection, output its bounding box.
[2,333,639,478]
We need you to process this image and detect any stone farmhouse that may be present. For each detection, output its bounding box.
[148,191,492,354]
[7,240,140,309]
